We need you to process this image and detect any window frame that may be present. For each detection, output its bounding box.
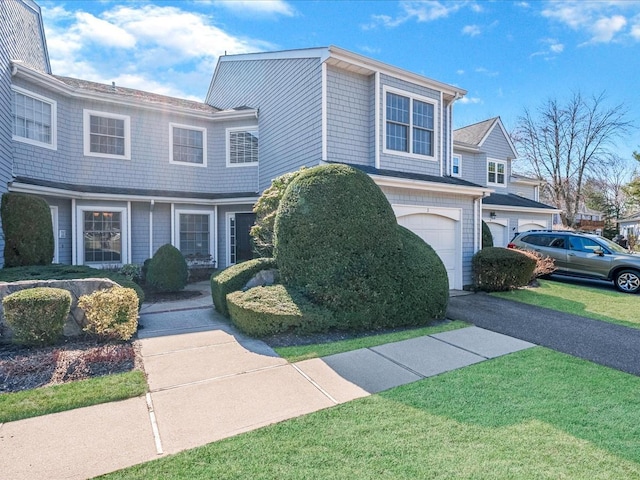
[451,154,462,177]
[174,208,216,263]
[11,86,57,150]
[169,123,207,167]
[487,158,507,187]
[83,109,131,160]
[382,86,438,161]
[226,126,259,167]
[76,205,128,266]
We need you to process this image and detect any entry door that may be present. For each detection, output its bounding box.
[235,213,256,263]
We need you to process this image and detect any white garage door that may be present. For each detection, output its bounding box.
[488,222,507,247]
[519,223,545,233]
[397,213,458,289]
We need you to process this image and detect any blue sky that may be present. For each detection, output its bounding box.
[39,0,640,162]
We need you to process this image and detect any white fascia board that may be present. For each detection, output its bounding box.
[452,141,479,153]
[216,47,331,64]
[371,174,492,198]
[328,46,467,98]
[11,63,257,121]
[9,181,258,206]
[510,176,542,186]
[482,204,561,214]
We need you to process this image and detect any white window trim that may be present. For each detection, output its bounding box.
[382,85,438,162]
[451,154,462,177]
[487,158,507,187]
[75,205,128,266]
[83,109,131,160]
[173,208,216,263]
[11,86,57,150]
[226,126,259,168]
[225,210,253,266]
[169,123,207,167]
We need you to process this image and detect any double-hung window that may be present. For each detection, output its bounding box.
[227,127,259,166]
[175,209,215,265]
[12,87,56,149]
[385,89,436,158]
[170,124,206,166]
[487,159,506,186]
[83,110,131,159]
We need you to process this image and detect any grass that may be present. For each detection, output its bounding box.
[274,320,468,362]
[0,370,147,423]
[100,347,640,479]
[491,278,640,329]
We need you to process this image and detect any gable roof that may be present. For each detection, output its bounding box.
[454,117,518,159]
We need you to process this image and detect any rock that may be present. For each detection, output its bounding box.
[0,278,121,340]
[243,269,278,291]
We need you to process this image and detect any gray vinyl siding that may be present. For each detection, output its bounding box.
[207,58,324,191]
[456,150,487,186]
[40,196,72,265]
[510,183,536,198]
[380,186,476,287]
[325,65,374,166]
[11,76,259,195]
[378,74,442,176]
[131,202,150,264]
[152,203,172,257]
[0,0,50,266]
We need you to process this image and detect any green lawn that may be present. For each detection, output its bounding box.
[274,320,468,362]
[0,370,147,423]
[100,347,640,479]
[491,279,640,329]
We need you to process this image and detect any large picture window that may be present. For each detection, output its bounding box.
[12,87,56,149]
[227,127,259,166]
[170,124,206,166]
[83,110,130,159]
[385,89,435,158]
[179,213,210,257]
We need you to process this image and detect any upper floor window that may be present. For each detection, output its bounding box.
[12,87,56,149]
[451,154,462,177]
[384,89,436,159]
[227,127,259,166]
[83,110,131,159]
[170,124,206,167]
[487,158,506,186]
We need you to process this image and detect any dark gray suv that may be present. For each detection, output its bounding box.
[508,230,640,294]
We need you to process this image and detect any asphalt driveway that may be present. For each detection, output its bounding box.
[447,293,640,377]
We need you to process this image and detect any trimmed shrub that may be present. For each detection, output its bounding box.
[146,244,188,292]
[274,164,402,329]
[211,258,276,317]
[0,265,145,309]
[251,168,305,258]
[227,284,336,337]
[118,264,142,283]
[472,247,536,292]
[482,221,494,248]
[3,287,71,345]
[1,193,54,267]
[390,226,449,325]
[78,286,139,340]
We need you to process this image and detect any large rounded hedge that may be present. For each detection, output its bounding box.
[1,193,54,267]
[146,244,188,292]
[482,220,494,248]
[274,164,402,329]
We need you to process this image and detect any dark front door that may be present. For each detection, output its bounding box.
[235,213,256,263]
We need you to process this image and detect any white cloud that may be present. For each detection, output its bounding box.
[632,22,640,40]
[458,96,482,105]
[541,1,640,44]
[213,0,296,17]
[74,12,137,48]
[530,37,564,59]
[457,69,465,75]
[462,24,481,36]
[367,1,478,28]
[475,67,499,77]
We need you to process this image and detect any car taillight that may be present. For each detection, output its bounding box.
[507,243,517,249]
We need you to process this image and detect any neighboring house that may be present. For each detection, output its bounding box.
[619,212,640,239]
[453,117,559,247]
[2,1,558,290]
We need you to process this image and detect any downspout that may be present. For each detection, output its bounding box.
[170,203,175,247]
[321,62,328,162]
[71,198,76,265]
[439,92,443,177]
[375,71,380,169]
[474,198,479,253]
[127,201,132,264]
[149,200,154,259]
[446,92,461,177]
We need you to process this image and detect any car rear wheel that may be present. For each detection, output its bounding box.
[614,269,640,293]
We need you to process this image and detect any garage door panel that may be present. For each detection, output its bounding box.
[488,223,506,248]
[397,213,458,289]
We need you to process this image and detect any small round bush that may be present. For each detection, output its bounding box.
[274,164,402,329]
[3,287,71,346]
[78,286,139,340]
[482,220,494,248]
[227,284,336,337]
[472,247,536,292]
[146,244,188,292]
[211,258,277,317]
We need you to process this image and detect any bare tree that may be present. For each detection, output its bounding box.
[585,155,637,221]
[513,92,633,227]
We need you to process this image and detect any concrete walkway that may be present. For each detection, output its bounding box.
[0,285,534,479]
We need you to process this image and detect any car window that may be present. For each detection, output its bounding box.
[569,237,602,253]
[521,234,550,247]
